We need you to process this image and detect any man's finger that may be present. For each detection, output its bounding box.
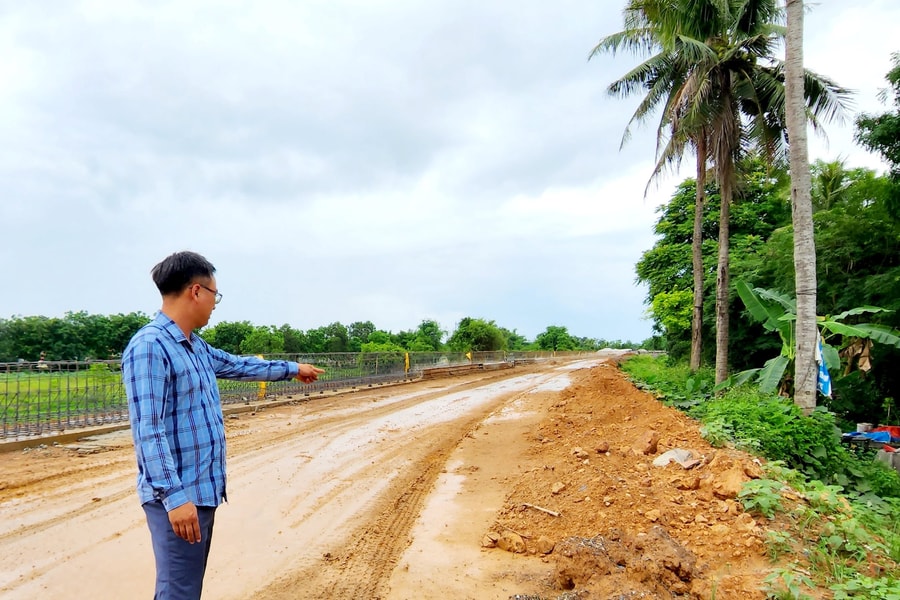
[190,519,201,543]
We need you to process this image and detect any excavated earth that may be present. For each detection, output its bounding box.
[0,356,785,599]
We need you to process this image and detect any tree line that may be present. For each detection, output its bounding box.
[635,54,900,425]
[0,313,646,363]
[590,0,900,413]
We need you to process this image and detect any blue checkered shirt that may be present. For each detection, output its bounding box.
[122,312,298,510]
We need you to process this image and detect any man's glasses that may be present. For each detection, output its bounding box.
[198,284,223,304]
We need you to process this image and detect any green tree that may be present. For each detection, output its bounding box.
[447,318,506,352]
[593,0,849,385]
[301,327,328,354]
[410,319,444,351]
[811,159,851,212]
[855,51,900,219]
[499,327,530,351]
[636,156,792,363]
[348,320,376,352]
[107,312,152,357]
[390,329,416,351]
[740,165,900,423]
[201,320,254,354]
[785,0,817,413]
[360,339,406,354]
[277,324,305,354]
[322,322,349,353]
[535,326,576,351]
[240,326,285,355]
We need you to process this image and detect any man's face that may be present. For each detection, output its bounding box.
[191,276,219,327]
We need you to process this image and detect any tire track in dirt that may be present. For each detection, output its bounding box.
[247,386,541,600]
[0,360,585,599]
[0,486,134,544]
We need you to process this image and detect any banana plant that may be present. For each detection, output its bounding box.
[716,281,900,394]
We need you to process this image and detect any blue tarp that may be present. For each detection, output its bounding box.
[843,431,892,443]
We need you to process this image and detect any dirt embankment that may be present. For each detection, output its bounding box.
[1,358,783,599]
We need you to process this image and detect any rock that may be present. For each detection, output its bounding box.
[497,530,526,553]
[672,475,701,491]
[652,448,697,468]
[645,509,661,522]
[743,460,764,479]
[481,532,499,548]
[631,430,660,455]
[551,482,567,495]
[712,465,747,499]
[532,535,555,555]
[735,513,759,533]
[572,447,589,460]
[594,441,610,453]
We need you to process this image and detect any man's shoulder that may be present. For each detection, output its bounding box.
[124,319,171,355]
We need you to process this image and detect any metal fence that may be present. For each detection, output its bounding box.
[0,350,595,440]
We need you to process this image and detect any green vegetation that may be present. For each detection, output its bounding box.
[622,354,900,599]
[1,312,650,364]
[723,282,900,395]
[592,0,849,393]
[0,311,151,362]
[636,145,900,426]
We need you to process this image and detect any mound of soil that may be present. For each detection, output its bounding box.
[486,361,775,599]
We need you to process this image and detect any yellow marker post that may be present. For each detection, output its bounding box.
[404,352,410,374]
[256,355,267,401]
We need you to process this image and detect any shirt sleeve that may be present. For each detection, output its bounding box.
[123,338,189,511]
[203,341,299,381]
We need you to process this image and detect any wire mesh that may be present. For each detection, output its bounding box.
[1,350,598,440]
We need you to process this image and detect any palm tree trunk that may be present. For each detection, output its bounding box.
[690,136,707,371]
[786,0,818,414]
[715,176,731,385]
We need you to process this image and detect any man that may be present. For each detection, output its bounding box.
[122,251,324,599]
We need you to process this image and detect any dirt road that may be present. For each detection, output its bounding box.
[0,357,602,599]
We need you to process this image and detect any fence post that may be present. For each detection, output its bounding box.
[256,355,267,401]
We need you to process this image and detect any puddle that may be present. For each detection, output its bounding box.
[529,374,572,393]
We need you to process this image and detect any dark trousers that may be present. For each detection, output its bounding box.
[143,500,217,600]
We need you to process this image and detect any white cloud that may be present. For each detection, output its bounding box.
[0,0,896,346]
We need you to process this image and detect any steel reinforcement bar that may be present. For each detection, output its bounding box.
[0,350,595,440]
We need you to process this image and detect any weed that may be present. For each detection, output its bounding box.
[764,566,815,599]
[740,479,785,519]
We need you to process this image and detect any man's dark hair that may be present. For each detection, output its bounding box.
[151,251,216,296]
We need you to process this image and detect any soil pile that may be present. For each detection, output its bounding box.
[486,361,776,599]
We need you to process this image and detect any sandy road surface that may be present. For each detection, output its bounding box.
[0,358,603,599]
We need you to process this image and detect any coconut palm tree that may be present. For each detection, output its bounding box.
[591,0,849,385]
[785,0,817,413]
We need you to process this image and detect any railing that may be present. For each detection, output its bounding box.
[0,351,597,440]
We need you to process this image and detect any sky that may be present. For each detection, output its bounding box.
[1,1,898,344]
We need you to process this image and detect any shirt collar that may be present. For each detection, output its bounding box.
[154,311,197,347]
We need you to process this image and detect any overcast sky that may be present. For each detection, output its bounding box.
[1,1,898,344]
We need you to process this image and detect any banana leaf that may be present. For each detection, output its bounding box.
[736,281,784,331]
[755,287,797,313]
[822,341,841,372]
[822,321,900,349]
[713,367,760,392]
[831,306,893,321]
[758,355,790,394]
